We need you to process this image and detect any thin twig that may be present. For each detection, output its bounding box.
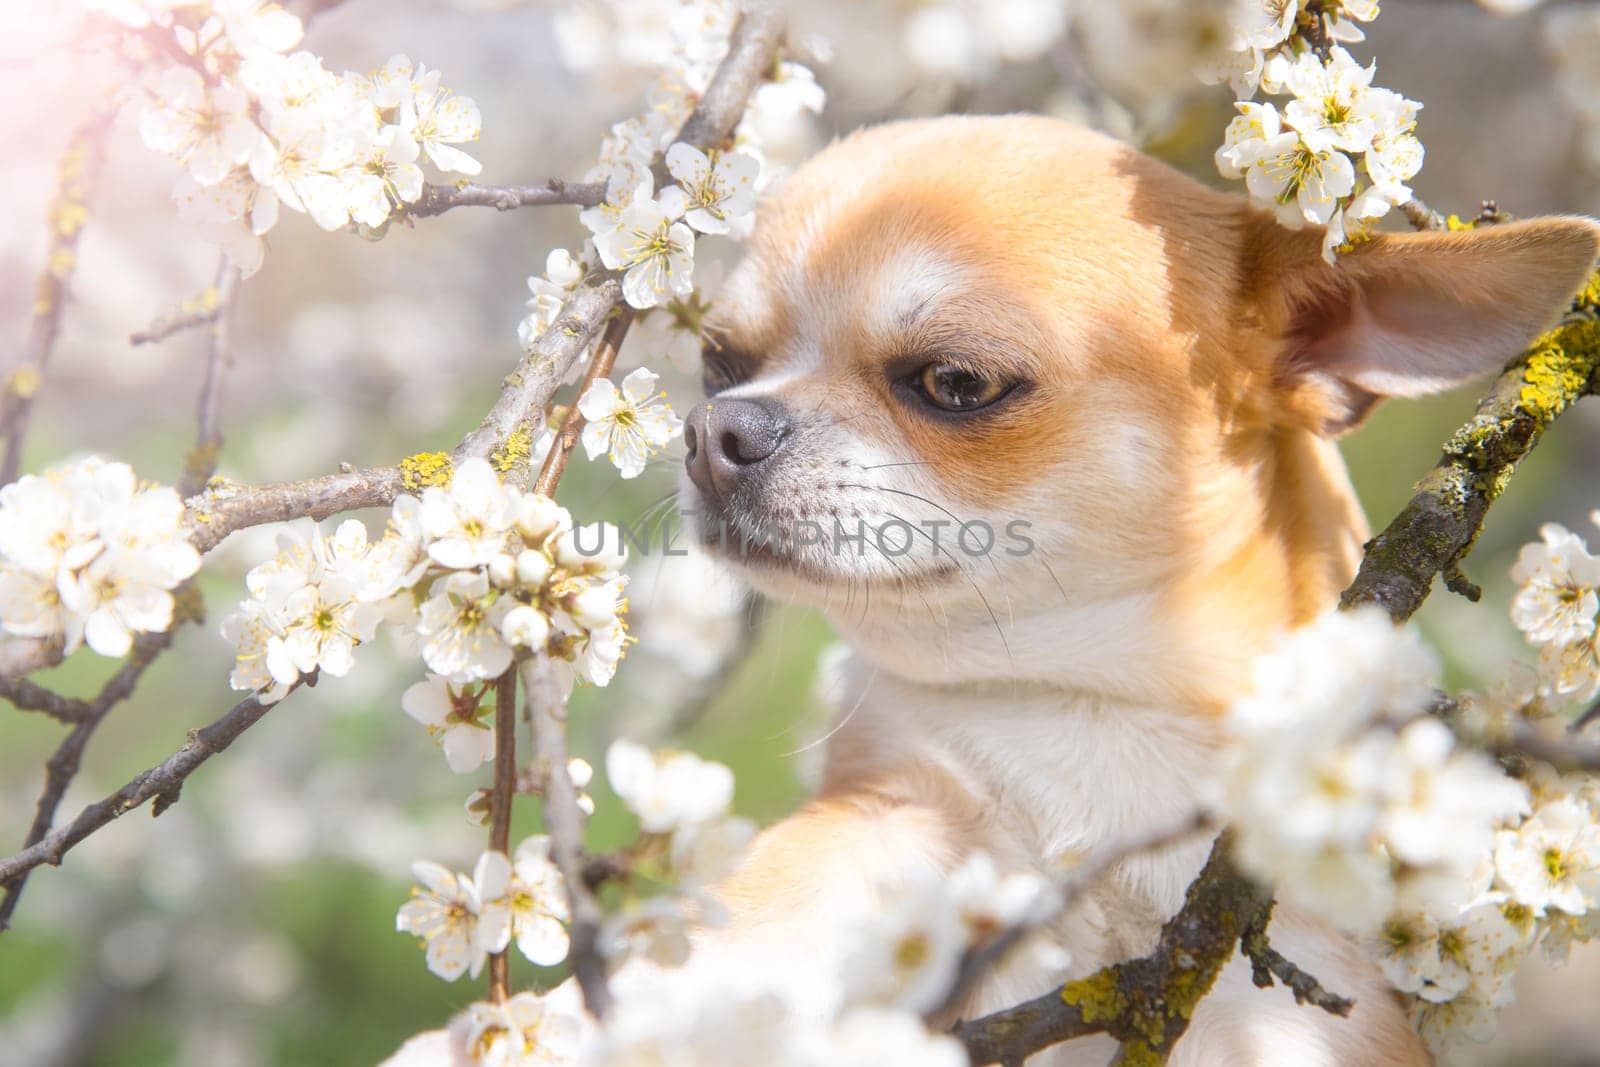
[534,309,635,495]
[0,677,93,724]
[936,812,1213,1022]
[1400,197,1447,231]
[0,685,293,887]
[1,109,112,486]
[181,259,240,498]
[129,289,222,347]
[487,668,517,1003]
[0,623,190,929]
[1240,900,1355,1016]
[409,180,607,218]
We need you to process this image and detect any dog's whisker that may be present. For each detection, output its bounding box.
[781,664,878,759]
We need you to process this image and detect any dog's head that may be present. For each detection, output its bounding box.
[680,116,1598,700]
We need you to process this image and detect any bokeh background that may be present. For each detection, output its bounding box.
[3,1,1600,1064]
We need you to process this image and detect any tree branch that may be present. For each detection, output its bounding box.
[0,619,195,929]
[180,258,240,498]
[1341,279,1600,620]
[0,685,293,888]
[1,109,112,486]
[129,286,223,346]
[1240,900,1355,1016]
[487,668,517,1003]
[408,179,607,218]
[956,837,1270,1067]
[0,677,92,724]
[533,308,635,495]
[522,657,611,1019]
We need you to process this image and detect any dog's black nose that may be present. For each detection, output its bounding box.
[684,398,790,497]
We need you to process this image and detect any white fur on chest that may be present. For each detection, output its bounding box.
[829,667,1220,948]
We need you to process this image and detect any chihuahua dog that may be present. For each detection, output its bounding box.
[675,115,1600,1065]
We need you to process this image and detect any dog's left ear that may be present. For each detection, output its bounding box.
[1246,213,1600,435]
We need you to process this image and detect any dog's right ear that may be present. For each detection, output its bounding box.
[1243,212,1600,436]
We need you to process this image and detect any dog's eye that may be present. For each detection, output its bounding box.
[701,349,741,395]
[913,363,1012,412]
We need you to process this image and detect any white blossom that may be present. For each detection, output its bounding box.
[476,838,571,967]
[1494,798,1600,916]
[139,67,262,186]
[0,457,200,658]
[417,570,513,681]
[458,991,580,1067]
[396,860,485,981]
[605,739,735,834]
[665,143,760,235]
[1282,47,1380,154]
[402,674,494,774]
[843,878,968,1014]
[1510,521,1600,648]
[577,368,683,479]
[602,896,694,967]
[392,58,484,176]
[1223,608,1526,933]
[589,183,697,310]
[417,457,517,570]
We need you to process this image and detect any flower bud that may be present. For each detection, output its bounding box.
[517,493,567,544]
[571,581,621,630]
[516,549,551,588]
[488,553,517,588]
[501,604,551,649]
[555,522,628,573]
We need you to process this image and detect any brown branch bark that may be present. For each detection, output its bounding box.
[533,309,635,495]
[1240,900,1355,1016]
[1341,280,1600,620]
[0,685,292,888]
[0,621,193,930]
[129,288,223,346]
[956,837,1270,1067]
[0,677,93,724]
[487,668,517,1003]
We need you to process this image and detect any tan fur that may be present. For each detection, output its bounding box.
[681,115,1600,1064]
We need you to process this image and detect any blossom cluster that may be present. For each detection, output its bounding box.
[93,0,480,274]
[1507,515,1600,705]
[390,736,1058,1065]
[1209,1,1423,261]
[396,836,571,982]
[1221,608,1528,933]
[599,739,753,966]
[221,458,630,722]
[1224,577,1600,1054]
[0,456,200,658]
[586,850,1051,1067]
[1386,766,1600,1053]
[516,0,824,424]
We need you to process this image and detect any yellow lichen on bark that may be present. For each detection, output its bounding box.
[400,452,454,490]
